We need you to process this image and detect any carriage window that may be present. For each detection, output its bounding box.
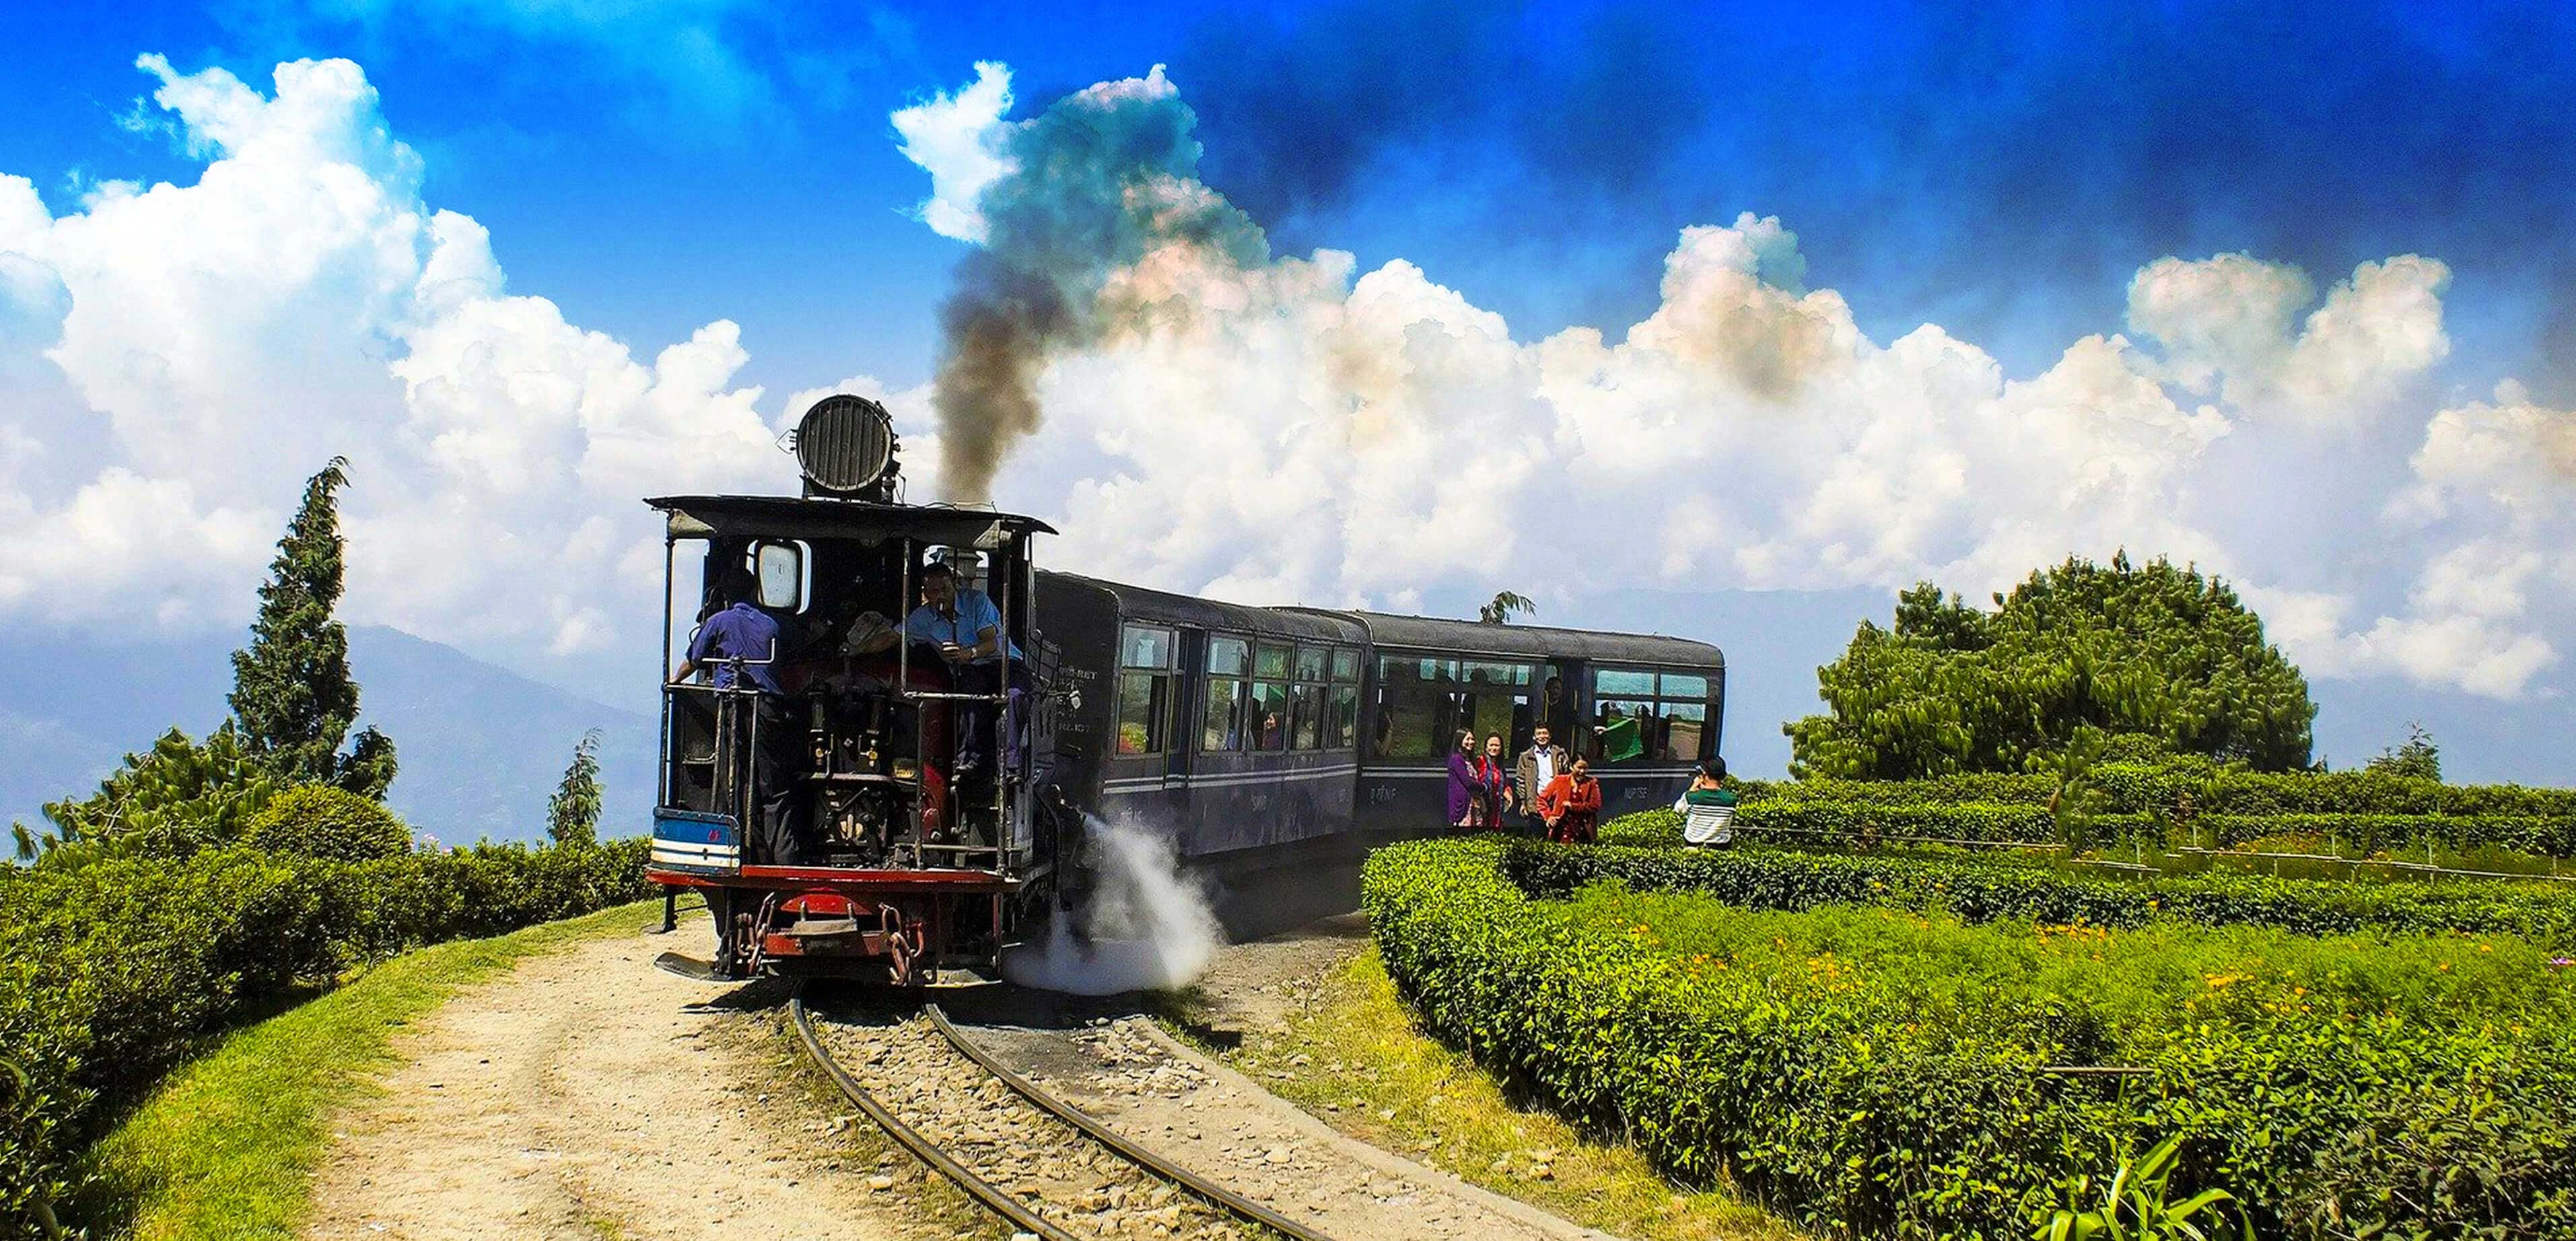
[1370,656,1442,758]
[1291,683,1326,749]
[1121,626,1175,669]
[1117,672,1170,755]
[1115,624,1177,756]
[1202,636,1250,751]
[1662,702,1708,762]
[1595,667,1656,696]
[1249,680,1290,751]
[1255,642,1292,680]
[1331,648,1359,681]
[1589,666,1718,764]
[1201,678,1245,751]
[1370,654,1534,760]
[1295,645,1328,681]
[1325,684,1359,749]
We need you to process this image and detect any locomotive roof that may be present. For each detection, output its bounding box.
[646,494,1057,545]
[1321,611,1725,669]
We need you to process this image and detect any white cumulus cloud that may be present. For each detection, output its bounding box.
[0,54,786,689]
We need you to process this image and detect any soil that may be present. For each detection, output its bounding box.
[306,910,1613,1241]
[304,921,951,1241]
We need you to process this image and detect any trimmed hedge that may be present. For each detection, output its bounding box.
[1507,840,2576,949]
[1366,837,2576,1240]
[1609,793,2576,859]
[0,836,649,1232]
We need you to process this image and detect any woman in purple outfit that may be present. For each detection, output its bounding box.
[1446,729,1482,829]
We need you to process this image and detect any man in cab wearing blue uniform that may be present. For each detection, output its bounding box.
[670,566,808,865]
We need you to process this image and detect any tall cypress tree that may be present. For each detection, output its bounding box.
[229,457,398,799]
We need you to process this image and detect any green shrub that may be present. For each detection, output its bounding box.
[1604,791,2576,859]
[1364,838,2576,1240]
[1512,840,2576,949]
[0,837,649,1234]
[243,785,413,863]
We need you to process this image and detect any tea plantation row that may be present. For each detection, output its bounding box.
[0,816,650,1230]
[1364,836,2576,1240]
[1621,774,2576,855]
[1521,835,2576,947]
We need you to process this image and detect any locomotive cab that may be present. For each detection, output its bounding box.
[645,397,1059,985]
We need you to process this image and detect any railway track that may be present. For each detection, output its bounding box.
[789,986,1339,1241]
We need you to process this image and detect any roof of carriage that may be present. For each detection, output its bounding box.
[1309,610,1725,670]
[1039,571,1366,644]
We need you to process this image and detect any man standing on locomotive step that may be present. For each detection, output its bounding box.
[1514,724,1571,838]
[897,560,1028,778]
[670,566,808,866]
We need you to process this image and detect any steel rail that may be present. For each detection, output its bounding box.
[788,986,1082,1241]
[924,1003,1338,1241]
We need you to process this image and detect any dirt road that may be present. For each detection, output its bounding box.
[304,922,946,1241]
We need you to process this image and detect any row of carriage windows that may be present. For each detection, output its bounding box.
[1115,624,1716,764]
[1115,626,1360,756]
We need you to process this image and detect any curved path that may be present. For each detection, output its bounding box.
[304,921,942,1241]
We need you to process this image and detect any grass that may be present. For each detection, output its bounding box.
[1205,947,1800,1241]
[79,899,662,1241]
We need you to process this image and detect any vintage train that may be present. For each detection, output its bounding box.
[647,395,1725,984]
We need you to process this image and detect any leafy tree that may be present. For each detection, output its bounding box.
[547,729,604,846]
[1786,554,2316,778]
[1478,590,1536,625]
[2365,721,2442,782]
[18,725,281,863]
[228,457,396,798]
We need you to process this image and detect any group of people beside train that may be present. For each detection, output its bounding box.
[1447,725,1731,845]
[668,554,1027,866]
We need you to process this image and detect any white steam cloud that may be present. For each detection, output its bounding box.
[1002,815,1222,996]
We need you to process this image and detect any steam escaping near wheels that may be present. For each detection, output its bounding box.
[1004,815,1222,996]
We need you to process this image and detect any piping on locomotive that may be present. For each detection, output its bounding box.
[648,395,1727,986]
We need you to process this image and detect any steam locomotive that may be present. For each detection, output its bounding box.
[647,396,1725,984]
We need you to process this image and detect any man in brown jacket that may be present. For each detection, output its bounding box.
[1513,725,1572,838]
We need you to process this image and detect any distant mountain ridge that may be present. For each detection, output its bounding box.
[2,626,652,845]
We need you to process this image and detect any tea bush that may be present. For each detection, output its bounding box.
[1510,840,2576,948]
[1364,837,2576,1240]
[0,836,648,1232]
[242,784,413,863]
[1605,791,2576,858]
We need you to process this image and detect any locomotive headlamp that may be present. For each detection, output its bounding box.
[790,393,900,500]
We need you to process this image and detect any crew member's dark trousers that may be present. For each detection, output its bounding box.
[753,695,808,865]
[954,660,1033,772]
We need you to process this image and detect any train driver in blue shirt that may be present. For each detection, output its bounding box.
[856,560,1028,778]
[669,565,808,865]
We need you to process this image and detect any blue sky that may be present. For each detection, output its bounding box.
[10,0,2569,403]
[3,0,2573,780]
